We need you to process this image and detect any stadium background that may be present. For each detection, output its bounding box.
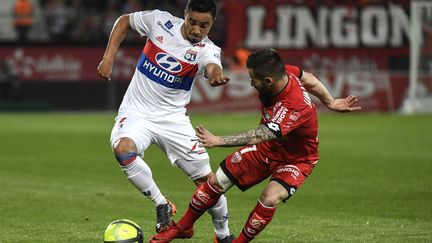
[1,0,432,242]
[1,0,428,113]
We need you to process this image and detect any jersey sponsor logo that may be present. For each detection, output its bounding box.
[191,141,199,151]
[266,122,281,135]
[249,213,266,230]
[187,141,207,155]
[230,151,242,163]
[276,165,300,179]
[271,106,288,124]
[289,187,296,196]
[293,75,313,107]
[137,40,198,90]
[273,102,282,112]
[139,55,184,84]
[155,35,164,43]
[194,42,205,48]
[289,111,300,121]
[184,49,197,62]
[303,90,312,107]
[157,21,174,36]
[164,20,173,29]
[155,52,182,73]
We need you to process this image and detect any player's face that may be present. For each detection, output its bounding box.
[183,11,214,43]
[248,69,272,106]
[248,69,272,96]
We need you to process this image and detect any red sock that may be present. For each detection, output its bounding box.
[177,180,223,229]
[236,200,276,242]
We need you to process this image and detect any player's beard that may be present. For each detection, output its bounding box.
[258,90,273,107]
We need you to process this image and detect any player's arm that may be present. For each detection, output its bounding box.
[205,63,230,87]
[97,14,131,81]
[301,71,362,112]
[196,124,277,148]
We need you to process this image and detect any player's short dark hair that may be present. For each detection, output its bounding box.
[185,0,217,19]
[246,49,286,80]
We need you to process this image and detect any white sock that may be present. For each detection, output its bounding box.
[121,157,167,205]
[207,194,230,238]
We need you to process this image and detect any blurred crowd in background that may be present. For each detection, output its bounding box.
[6,0,226,46]
[5,0,392,50]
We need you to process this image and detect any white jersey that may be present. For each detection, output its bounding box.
[119,10,222,116]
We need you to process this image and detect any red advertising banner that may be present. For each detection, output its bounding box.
[0,46,411,112]
[0,47,141,82]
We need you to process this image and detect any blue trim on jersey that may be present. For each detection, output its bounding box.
[136,53,194,91]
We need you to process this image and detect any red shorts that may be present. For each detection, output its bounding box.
[220,145,316,198]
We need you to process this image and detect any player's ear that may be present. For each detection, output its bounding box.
[264,77,273,85]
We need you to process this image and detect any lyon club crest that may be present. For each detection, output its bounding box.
[184,49,197,62]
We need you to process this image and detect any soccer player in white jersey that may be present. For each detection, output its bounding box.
[97,0,233,242]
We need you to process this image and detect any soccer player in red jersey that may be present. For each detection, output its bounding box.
[149,49,361,242]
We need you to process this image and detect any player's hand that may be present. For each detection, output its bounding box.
[209,75,230,87]
[205,63,230,87]
[97,59,113,81]
[328,95,362,112]
[196,125,222,148]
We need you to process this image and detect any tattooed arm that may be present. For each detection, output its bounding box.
[196,124,278,148]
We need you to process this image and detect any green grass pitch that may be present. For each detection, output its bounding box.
[0,112,431,242]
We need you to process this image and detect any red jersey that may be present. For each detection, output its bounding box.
[257,65,319,164]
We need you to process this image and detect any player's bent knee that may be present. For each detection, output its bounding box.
[215,167,233,192]
[259,192,280,207]
[260,182,292,207]
[113,138,138,166]
[115,152,137,166]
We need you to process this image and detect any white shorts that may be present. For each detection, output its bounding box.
[110,113,211,180]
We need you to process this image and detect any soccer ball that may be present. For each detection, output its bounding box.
[103,219,144,243]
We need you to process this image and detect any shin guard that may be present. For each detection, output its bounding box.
[239,200,276,242]
[178,180,223,230]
